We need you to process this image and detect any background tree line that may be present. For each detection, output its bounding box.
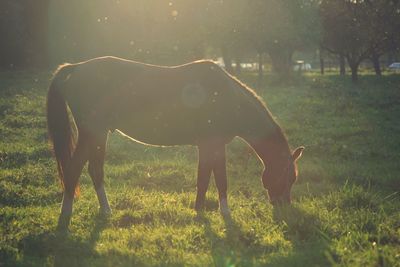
[0,0,399,82]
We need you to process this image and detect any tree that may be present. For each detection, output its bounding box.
[321,0,400,81]
[363,0,400,75]
[245,0,320,80]
[203,0,249,74]
[48,0,209,65]
[320,0,371,82]
[0,0,49,69]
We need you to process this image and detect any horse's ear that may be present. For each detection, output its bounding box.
[292,146,304,161]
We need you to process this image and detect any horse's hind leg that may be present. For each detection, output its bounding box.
[87,132,111,215]
[58,131,90,230]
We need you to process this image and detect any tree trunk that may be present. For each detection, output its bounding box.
[339,54,346,76]
[387,36,396,64]
[258,53,263,86]
[221,46,233,74]
[371,52,382,76]
[269,49,293,78]
[349,62,359,83]
[28,0,50,68]
[235,57,242,75]
[387,53,394,65]
[320,51,325,75]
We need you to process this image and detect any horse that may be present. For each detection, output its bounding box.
[47,56,304,228]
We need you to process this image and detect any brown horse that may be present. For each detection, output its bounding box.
[47,56,303,228]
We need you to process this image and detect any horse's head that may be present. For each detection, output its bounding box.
[262,146,304,206]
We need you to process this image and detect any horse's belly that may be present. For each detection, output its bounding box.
[115,116,201,146]
[116,127,198,146]
[115,111,232,146]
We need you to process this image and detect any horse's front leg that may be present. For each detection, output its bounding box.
[195,142,230,215]
[212,144,230,216]
[195,145,213,211]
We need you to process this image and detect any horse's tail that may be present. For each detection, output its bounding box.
[47,63,79,196]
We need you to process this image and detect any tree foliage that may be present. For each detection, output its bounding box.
[321,0,400,81]
[243,0,320,76]
[0,0,399,83]
[0,0,49,69]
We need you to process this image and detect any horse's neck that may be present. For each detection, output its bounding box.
[230,81,291,165]
[241,130,291,168]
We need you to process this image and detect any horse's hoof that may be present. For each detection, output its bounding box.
[56,213,71,233]
[194,202,205,212]
[220,207,231,217]
[99,207,112,217]
[219,199,230,216]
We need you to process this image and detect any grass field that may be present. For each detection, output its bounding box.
[0,70,399,267]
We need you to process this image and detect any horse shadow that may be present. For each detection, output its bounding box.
[11,205,332,266]
[14,213,109,267]
[269,204,332,266]
[196,211,275,266]
[196,204,331,266]
[195,211,247,266]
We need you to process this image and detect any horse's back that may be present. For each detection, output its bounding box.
[58,57,252,145]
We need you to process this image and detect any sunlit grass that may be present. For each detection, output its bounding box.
[0,71,399,266]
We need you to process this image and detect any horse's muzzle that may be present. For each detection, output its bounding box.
[269,191,291,206]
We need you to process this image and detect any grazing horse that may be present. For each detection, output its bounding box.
[47,56,304,228]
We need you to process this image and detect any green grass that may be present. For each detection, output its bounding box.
[0,70,399,266]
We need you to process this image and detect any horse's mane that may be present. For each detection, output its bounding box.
[53,63,72,75]
[218,65,288,144]
[219,67,273,121]
[178,59,276,124]
[226,71,268,111]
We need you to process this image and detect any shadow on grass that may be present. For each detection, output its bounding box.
[269,205,332,266]
[4,214,145,267]
[196,204,332,266]
[196,211,253,266]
